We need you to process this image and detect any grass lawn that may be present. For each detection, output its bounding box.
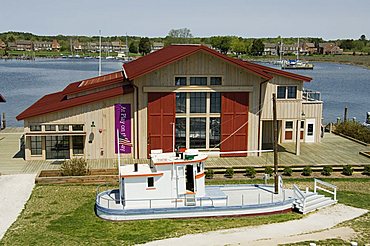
[1,178,369,245]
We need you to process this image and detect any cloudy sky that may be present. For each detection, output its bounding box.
[1,0,369,40]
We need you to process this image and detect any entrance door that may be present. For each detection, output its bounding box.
[45,136,70,159]
[305,119,315,143]
[185,165,194,192]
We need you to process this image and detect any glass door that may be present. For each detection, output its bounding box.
[45,136,70,159]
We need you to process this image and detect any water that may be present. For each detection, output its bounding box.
[0,59,369,126]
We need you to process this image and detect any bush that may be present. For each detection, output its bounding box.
[321,166,333,176]
[283,167,293,176]
[264,166,274,175]
[205,169,214,179]
[225,168,234,178]
[363,165,370,176]
[60,158,89,176]
[245,167,256,178]
[342,165,353,176]
[335,121,370,144]
[302,166,312,176]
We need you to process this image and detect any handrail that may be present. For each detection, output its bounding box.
[314,179,337,201]
[293,184,306,211]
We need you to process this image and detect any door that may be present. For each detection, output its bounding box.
[45,136,70,159]
[305,119,315,143]
[185,165,194,192]
[220,92,249,157]
[176,166,186,196]
[147,93,175,157]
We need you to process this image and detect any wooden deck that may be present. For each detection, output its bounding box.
[0,128,369,175]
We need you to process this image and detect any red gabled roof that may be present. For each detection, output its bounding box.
[17,85,133,120]
[122,45,311,82]
[0,94,5,103]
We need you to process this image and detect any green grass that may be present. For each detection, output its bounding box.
[1,178,369,245]
[0,184,301,246]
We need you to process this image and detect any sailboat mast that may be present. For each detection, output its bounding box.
[297,37,300,61]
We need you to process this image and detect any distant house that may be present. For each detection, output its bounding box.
[33,41,52,51]
[73,41,82,52]
[0,40,6,50]
[302,42,317,55]
[281,44,298,55]
[263,43,278,56]
[318,43,343,55]
[0,94,5,103]
[52,40,61,51]
[10,40,33,51]
[151,42,164,52]
[112,41,127,52]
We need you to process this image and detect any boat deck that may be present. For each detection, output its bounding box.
[96,184,297,220]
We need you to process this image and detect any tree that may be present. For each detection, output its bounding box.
[138,37,151,55]
[165,28,193,45]
[339,39,354,50]
[129,42,138,53]
[230,37,247,56]
[210,36,232,54]
[249,39,264,56]
[360,34,366,41]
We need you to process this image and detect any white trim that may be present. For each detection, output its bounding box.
[143,86,253,93]
[122,67,128,79]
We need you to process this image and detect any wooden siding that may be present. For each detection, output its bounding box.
[24,94,133,160]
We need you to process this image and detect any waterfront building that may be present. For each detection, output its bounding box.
[17,44,323,161]
[33,41,52,51]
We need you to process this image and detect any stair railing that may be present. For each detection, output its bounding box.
[293,184,306,211]
[314,179,337,201]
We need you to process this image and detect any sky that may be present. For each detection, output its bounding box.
[1,0,369,40]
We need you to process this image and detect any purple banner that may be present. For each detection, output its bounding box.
[115,104,131,154]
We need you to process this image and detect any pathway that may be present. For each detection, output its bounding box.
[143,204,367,246]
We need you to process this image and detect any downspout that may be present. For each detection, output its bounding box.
[257,78,271,156]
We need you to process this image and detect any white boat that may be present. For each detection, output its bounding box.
[363,112,370,127]
[281,38,314,70]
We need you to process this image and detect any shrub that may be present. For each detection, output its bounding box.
[342,165,353,176]
[245,167,256,178]
[205,169,214,179]
[264,166,274,175]
[225,168,234,178]
[60,158,89,176]
[321,166,333,176]
[283,167,293,176]
[335,121,370,144]
[302,166,312,176]
[363,165,370,176]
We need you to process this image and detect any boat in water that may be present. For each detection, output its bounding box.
[281,59,314,69]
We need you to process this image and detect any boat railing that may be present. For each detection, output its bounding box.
[303,89,321,102]
[293,184,306,211]
[314,178,337,201]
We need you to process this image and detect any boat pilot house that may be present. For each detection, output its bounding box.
[17,45,323,161]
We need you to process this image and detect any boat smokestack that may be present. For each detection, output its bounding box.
[134,163,138,172]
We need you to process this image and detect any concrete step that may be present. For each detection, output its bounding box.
[301,199,337,214]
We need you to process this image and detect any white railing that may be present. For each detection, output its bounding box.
[303,89,321,101]
[293,184,306,211]
[314,179,337,201]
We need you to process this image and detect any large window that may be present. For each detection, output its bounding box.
[45,136,70,159]
[30,136,42,155]
[190,118,206,148]
[190,92,206,113]
[190,77,207,85]
[45,125,56,131]
[210,92,221,113]
[175,118,186,148]
[175,77,186,86]
[72,136,84,155]
[176,93,186,113]
[30,125,41,131]
[277,86,297,99]
[209,118,221,148]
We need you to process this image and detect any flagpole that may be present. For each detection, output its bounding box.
[117,129,122,205]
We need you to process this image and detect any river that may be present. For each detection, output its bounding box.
[0,59,369,126]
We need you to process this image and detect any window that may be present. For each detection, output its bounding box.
[307,124,314,136]
[277,86,286,99]
[210,92,221,113]
[190,93,206,113]
[190,77,207,85]
[190,118,206,148]
[300,121,305,129]
[30,125,41,131]
[285,121,293,129]
[45,125,56,131]
[58,125,69,131]
[45,136,70,159]
[210,77,222,85]
[277,86,297,99]
[209,117,221,148]
[175,77,186,86]
[30,136,42,155]
[176,93,186,113]
[175,118,186,148]
[287,86,297,99]
[72,136,84,155]
[147,177,154,187]
[197,163,201,173]
[72,124,84,131]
